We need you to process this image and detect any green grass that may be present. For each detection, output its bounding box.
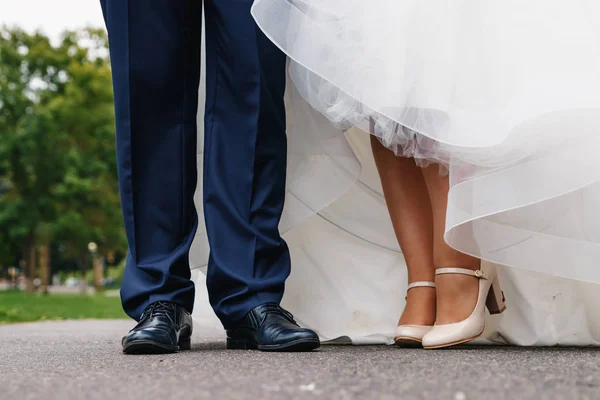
[0,291,128,323]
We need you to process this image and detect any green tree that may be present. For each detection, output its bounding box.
[0,27,126,291]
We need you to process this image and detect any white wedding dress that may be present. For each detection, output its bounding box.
[189,2,600,345]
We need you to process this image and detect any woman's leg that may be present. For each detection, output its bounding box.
[370,136,436,326]
[420,165,480,324]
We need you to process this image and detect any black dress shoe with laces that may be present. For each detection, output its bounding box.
[122,301,193,354]
[226,303,320,352]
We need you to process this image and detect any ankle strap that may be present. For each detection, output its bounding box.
[405,281,435,300]
[407,281,436,291]
[435,268,488,279]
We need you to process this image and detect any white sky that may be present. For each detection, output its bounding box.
[0,0,105,39]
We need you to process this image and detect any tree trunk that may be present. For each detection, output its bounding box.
[79,271,87,294]
[93,255,103,292]
[38,243,51,295]
[78,257,88,295]
[24,238,37,293]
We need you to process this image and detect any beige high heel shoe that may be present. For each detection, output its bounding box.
[394,281,436,347]
[422,262,506,349]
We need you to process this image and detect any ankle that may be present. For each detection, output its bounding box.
[399,287,436,326]
[434,274,480,324]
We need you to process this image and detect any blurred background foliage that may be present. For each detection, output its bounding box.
[0,26,128,320]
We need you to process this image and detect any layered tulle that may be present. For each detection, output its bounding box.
[249,0,600,282]
[188,4,600,345]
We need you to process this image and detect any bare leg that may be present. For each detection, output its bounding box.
[370,136,436,326]
[420,165,480,324]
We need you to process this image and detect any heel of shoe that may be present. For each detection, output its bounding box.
[178,337,191,351]
[227,337,257,350]
[486,276,506,315]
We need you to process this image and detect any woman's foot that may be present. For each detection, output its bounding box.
[422,264,507,349]
[398,286,436,327]
[395,282,437,346]
[433,271,480,325]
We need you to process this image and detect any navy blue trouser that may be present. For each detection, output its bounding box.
[100,0,290,328]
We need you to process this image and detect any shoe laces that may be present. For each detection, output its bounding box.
[264,303,296,323]
[142,301,175,318]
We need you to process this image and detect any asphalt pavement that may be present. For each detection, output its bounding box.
[1,320,599,400]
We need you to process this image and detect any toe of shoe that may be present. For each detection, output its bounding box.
[123,328,176,347]
[276,328,319,345]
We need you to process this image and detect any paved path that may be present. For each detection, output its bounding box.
[1,320,599,400]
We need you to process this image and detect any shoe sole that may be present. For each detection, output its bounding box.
[422,332,482,350]
[394,337,423,348]
[122,338,191,355]
[227,338,320,352]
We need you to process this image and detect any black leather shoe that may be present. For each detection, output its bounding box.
[122,301,193,354]
[226,303,320,352]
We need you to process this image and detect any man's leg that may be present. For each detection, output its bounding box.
[203,0,291,327]
[100,0,201,320]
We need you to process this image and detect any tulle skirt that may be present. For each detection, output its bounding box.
[188,5,600,343]
[249,0,600,282]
